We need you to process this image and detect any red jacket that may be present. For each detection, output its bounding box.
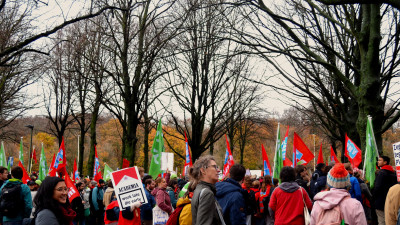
[104,200,141,225]
[269,184,312,225]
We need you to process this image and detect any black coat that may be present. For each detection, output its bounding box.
[373,168,397,210]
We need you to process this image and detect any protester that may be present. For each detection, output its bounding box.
[241,175,258,225]
[215,164,247,225]
[384,183,400,225]
[0,166,8,188]
[258,175,274,225]
[104,195,141,225]
[373,156,397,225]
[72,182,86,225]
[91,179,105,225]
[344,163,362,202]
[190,155,224,225]
[295,165,311,197]
[82,180,91,224]
[314,165,332,194]
[28,180,39,218]
[268,166,312,225]
[310,163,367,225]
[152,177,173,215]
[140,175,156,225]
[34,176,76,225]
[310,163,326,199]
[103,180,114,208]
[0,166,32,224]
[166,178,178,209]
[353,170,372,223]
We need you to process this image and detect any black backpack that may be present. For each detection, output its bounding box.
[0,183,23,218]
[242,189,257,215]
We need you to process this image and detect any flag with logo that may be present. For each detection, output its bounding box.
[223,135,235,178]
[93,145,103,182]
[345,134,362,168]
[19,137,23,165]
[7,157,13,171]
[38,143,48,181]
[329,146,340,163]
[149,120,165,178]
[64,172,80,202]
[261,144,272,176]
[317,144,324,164]
[363,116,379,188]
[0,142,6,167]
[104,164,114,181]
[73,158,79,182]
[273,124,284,181]
[18,161,30,184]
[281,126,292,167]
[51,137,67,174]
[183,131,192,177]
[293,132,314,165]
[48,153,56,176]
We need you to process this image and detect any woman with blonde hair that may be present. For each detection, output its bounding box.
[190,155,225,225]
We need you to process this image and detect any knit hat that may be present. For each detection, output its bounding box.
[327,163,351,189]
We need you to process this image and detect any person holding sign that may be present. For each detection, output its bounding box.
[104,195,141,225]
[34,177,76,225]
[189,155,225,225]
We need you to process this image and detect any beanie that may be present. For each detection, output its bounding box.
[327,163,350,189]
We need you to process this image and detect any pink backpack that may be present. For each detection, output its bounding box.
[315,204,343,225]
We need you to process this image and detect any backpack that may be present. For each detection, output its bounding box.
[242,189,257,215]
[0,183,23,218]
[315,204,342,225]
[166,203,186,225]
[261,187,274,215]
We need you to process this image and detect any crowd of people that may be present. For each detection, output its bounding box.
[0,154,399,225]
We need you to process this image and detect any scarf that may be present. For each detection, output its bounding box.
[60,205,76,225]
[381,165,394,172]
[199,181,216,195]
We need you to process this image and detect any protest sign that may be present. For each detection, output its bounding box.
[161,152,174,171]
[111,166,148,210]
[392,142,400,182]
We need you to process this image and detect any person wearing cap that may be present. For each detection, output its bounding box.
[310,163,367,225]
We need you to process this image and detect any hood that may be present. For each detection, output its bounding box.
[176,196,191,207]
[105,187,114,193]
[279,181,300,193]
[215,178,242,198]
[151,187,160,196]
[381,165,394,172]
[3,179,22,188]
[313,188,350,210]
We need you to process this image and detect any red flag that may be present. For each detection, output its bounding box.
[122,158,130,169]
[18,161,30,184]
[52,137,66,174]
[73,158,79,182]
[261,144,272,176]
[48,153,56,177]
[344,134,362,168]
[183,131,193,177]
[293,132,314,165]
[31,147,37,164]
[93,145,103,182]
[317,144,324,164]
[223,135,234,178]
[283,158,293,167]
[329,145,340,163]
[64,172,80,202]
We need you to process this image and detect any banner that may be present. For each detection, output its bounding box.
[281,125,289,160]
[149,120,165,178]
[18,161,30,184]
[329,146,340,164]
[317,144,324,164]
[293,132,314,165]
[111,166,148,210]
[38,143,47,181]
[363,116,379,187]
[345,134,362,168]
[161,152,174,171]
[19,137,23,166]
[73,158,79,182]
[48,153,56,177]
[223,135,234,178]
[52,137,66,172]
[261,144,272,176]
[0,142,6,167]
[93,145,103,182]
[65,172,80,202]
[183,131,192,177]
[273,124,283,181]
[7,156,13,171]
[393,142,400,182]
[104,164,114,181]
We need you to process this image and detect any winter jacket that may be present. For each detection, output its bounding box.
[385,184,400,225]
[71,196,85,220]
[151,187,172,214]
[310,169,324,199]
[295,175,311,198]
[103,187,114,208]
[82,187,90,209]
[215,178,246,225]
[35,209,60,225]
[310,188,367,225]
[166,186,178,209]
[268,181,312,225]
[192,181,223,225]
[140,185,156,221]
[373,165,397,210]
[104,199,141,225]
[348,175,362,202]
[177,197,192,225]
[92,185,105,211]
[0,178,32,222]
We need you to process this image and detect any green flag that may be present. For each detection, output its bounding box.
[363,116,379,188]
[7,157,12,171]
[273,124,284,182]
[0,142,7,167]
[38,143,47,181]
[149,120,165,178]
[103,164,114,181]
[19,137,23,166]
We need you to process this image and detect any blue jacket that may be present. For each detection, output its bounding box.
[0,179,32,222]
[166,187,177,208]
[92,186,104,211]
[140,184,156,221]
[349,175,362,203]
[215,178,246,225]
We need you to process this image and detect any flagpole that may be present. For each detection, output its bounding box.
[29,146,34,174]
[313,134,316,170]
[77,135,80,172]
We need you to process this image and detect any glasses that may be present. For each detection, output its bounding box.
[206,165,219,170]
[55,187,69,192]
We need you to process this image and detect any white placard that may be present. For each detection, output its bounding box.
[111,166,148,210]
[161,152,174,171]
[392,142,400,182]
